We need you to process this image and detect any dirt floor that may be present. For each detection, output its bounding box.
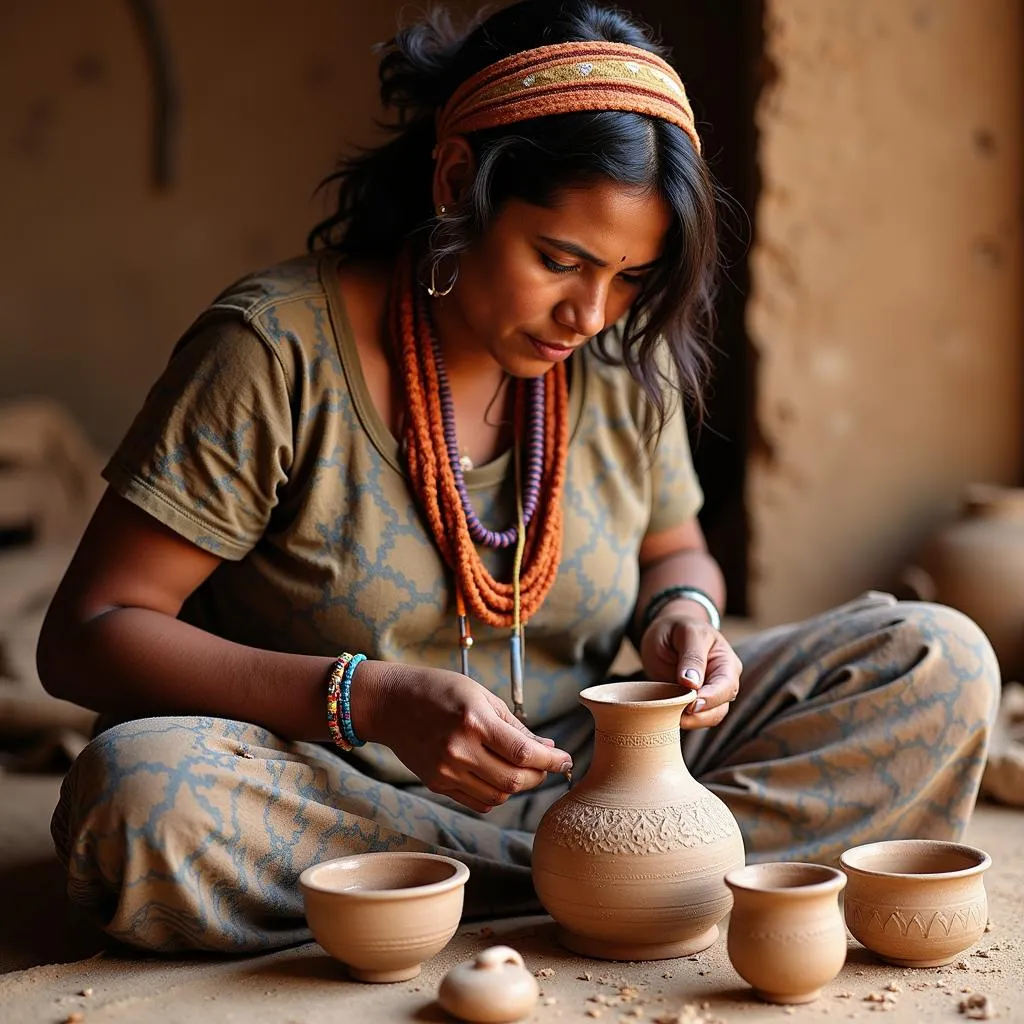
[1,773,1021,1024]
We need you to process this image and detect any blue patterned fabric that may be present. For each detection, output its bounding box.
[53,594,999,952]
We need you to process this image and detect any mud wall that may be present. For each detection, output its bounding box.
[0,1,476,450]
[749,0,1023,622]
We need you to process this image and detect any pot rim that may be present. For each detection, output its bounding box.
[580,680,698,709]
[725,861,846,896]
[299,851,470,900]
[839,839,992,881]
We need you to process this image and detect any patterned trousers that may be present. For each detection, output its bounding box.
[51,594,1000,952]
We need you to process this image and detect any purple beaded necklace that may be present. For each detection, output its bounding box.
[427,321,546,550]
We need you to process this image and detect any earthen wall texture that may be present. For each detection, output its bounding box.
[749,0,1023,621]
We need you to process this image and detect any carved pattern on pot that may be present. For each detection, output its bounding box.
[542,796,737,854]
[571,866,735,884]
[597,728,678,748]
[846,899,986,938]
[745,923,839,944]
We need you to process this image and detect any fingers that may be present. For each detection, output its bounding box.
[485,715,573,776]
[679,700,732,731]
[440,753,551,813]
[428,701,572,813]
[430,737,546,808]
[446,788,497,815]
[443,761,549,814]
[661,619,742,725]
[488,700,573,774]
[497,701,556,746]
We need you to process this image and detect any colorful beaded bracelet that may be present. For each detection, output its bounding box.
[326,653,363,751]
[339,653,366,748]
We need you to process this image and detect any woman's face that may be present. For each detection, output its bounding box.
[438,179,672,378]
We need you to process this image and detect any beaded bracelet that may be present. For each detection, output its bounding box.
[640,585,721,635]
[326,653,368,749]
[339,653,367,748]
[326,653,354,750]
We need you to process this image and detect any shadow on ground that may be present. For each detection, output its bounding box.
[0,858,106,972]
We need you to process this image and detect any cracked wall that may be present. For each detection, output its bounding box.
[749,0,1024,623]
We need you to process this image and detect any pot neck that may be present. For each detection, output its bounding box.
[585,698,688,777]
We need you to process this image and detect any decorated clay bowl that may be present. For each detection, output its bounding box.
[839,839,991,968]
[299,851,470,982]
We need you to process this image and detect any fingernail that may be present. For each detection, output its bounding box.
[559,760,573,774]
[681,668,702,686]
[690,697,707,714]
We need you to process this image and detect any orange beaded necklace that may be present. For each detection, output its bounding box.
[391,244,569,717]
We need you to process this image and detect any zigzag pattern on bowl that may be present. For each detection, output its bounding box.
[846,899,986,938]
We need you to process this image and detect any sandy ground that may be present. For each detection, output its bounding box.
[1,773,1021,1024]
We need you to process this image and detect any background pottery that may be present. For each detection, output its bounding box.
[437,945,540,1023]
[840,839,991,968]
[725,862,847,1004]
[900,483,1024,680]
[531,680,746,961]
[299,851,469,983]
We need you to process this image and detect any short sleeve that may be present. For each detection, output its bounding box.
[103,316,294,559]
[645,397,704,537]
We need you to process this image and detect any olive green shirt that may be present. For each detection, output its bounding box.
[104,253,703,781]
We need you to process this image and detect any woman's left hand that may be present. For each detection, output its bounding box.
[639,610,742,729]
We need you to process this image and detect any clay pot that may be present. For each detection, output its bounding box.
[531,680,746,961]
[299,851,469,982]
[901,483,1024,679]
[724,862,848,1004]
[438,945,540,1023]
[839,840,991,968]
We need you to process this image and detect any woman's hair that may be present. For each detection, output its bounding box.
[309,0,719,433]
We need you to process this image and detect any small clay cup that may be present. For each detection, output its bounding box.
[840,839,991,968]
[299,851,470,983]
[725,862,848,1004]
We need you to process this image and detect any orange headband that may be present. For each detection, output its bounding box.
[435,41,701,155]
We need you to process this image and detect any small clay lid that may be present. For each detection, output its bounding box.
[437,945,540,1023]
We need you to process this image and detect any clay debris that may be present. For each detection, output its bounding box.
[578,974,723,1024]
[864,990,899,1012]
[959,994,997,1020]
[651,1004,724,1024]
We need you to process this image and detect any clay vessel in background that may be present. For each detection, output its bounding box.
[725,862,847,1004]
[531,681,746,960]
[299,851,469,982]
[840,839,991,968]
[901,483,1024,680]
[438,946,540,1023]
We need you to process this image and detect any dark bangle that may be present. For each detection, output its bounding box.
[640,585,721,635]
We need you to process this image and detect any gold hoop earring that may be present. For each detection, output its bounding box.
[428,258,458,298]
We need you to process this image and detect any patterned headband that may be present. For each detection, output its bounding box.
[435,41,701,155]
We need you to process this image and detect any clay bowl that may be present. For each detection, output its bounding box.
[725,862,848,1004]
[839,839,991,968]
[299,851,470,983]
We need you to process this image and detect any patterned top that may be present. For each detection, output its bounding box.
[104,253,703,781]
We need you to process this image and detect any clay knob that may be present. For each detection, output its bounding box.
[437,945,540,1023]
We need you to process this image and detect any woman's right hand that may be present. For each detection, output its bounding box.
[358,661,573,814]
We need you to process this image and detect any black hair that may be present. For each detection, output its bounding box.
[308,0,718,433]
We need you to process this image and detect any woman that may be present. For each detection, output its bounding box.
[39,0,998,953]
